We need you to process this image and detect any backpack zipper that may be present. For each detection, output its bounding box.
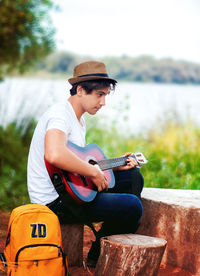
[15,243,62,265]
[15,244,67,275]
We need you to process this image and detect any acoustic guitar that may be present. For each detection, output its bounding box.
[45,141,148,204]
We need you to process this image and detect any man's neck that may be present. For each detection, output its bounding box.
[68,96,84,122]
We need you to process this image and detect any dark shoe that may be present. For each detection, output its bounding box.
[87,239,100,268]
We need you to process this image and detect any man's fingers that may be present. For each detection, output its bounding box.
[97,178,108,192]
[127,157,138,167]
[102,180,108,191]
[124,152,132,157]
[91,164,109,192]
[98,186,102,192]
[104,178,108,190]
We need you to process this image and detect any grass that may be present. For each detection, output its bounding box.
[86,116,200,190]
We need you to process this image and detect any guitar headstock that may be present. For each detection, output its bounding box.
[133,152,148,167]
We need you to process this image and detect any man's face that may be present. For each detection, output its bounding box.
[79,86,110,115]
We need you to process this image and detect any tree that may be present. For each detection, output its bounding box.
[0,0,55,79]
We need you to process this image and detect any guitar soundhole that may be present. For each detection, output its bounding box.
[88,159,97,166]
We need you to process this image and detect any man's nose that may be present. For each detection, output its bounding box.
[100,95,106,106]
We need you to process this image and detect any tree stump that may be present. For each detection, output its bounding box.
[61,223,84,266]
[95,234,167,276]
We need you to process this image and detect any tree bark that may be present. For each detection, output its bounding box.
[95,234,167,276]
[61,223,83,266]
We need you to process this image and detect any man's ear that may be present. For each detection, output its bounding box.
[77,85,83,96]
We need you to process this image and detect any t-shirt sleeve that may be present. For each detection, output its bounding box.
[46,118,71,136]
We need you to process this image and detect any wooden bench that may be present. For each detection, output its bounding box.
[95,234,167,276]
[60,223,84,266]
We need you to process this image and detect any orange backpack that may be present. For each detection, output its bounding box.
[0,204,68,275]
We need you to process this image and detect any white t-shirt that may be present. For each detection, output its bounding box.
[27,101,86,205]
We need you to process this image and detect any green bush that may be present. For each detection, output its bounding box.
[0,121,36,210]
[0,115,199,211]
[86,117,200,190]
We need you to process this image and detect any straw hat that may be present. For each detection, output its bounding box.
[68,61,117,85]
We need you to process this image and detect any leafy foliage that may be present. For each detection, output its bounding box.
[0,121,36,210]
[86,117,200,190]
[0,0,55,79]
[0,115,199,211]
[141,120,200,189]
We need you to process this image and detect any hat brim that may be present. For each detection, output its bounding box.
[68,75,117,85]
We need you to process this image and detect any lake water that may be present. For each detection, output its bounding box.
[0,78,200,134]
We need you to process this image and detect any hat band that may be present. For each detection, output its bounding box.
[78,73,109,78]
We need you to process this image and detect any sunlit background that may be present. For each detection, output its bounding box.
[51,0,200,63]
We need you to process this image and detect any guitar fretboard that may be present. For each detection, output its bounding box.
[97,155,135,171]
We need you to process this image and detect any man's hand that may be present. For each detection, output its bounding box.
[115,152,138,171]
[90,164,108,192]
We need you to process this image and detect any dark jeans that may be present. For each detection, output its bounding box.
[47,168,144,237]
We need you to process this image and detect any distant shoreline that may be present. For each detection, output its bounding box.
[4,74,200,86]
[6,51,200,85]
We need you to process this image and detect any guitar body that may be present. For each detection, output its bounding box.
[45,141,115,204]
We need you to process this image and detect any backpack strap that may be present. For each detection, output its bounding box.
[51,172,99,238]
[52,173,67,196]
[0,253,7,268]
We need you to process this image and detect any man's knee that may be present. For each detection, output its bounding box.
[131,168,144,198]
[123,194,143,220]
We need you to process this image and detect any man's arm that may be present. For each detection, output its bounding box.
[44,129,108,192]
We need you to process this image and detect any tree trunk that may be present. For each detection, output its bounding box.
[95,234,167,276]
[61,223,83,266]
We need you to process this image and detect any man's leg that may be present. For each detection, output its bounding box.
[47,168,144,266]
[47,168,144,224]
[84,192,143,235]
[95,167,144,235]
[85,168,144,266]
[111,167,144,197]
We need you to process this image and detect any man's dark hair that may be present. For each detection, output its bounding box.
[69,79,116,96]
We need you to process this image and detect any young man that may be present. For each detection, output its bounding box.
[27,61,144,267]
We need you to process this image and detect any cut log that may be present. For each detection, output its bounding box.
[61,223,84,266]
[95,234,167,276]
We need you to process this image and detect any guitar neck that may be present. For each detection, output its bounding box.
[97,156,132,171]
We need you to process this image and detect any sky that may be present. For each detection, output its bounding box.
[51,0,200,63]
